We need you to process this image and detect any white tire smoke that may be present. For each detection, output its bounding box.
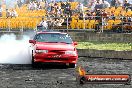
[0,34,32,64]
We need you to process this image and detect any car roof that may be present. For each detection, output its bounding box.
[37,31,67,35]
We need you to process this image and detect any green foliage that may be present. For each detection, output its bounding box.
[77,41,132,51]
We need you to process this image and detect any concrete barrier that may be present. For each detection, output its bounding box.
[78,49,132,59]
[67,31,132,43]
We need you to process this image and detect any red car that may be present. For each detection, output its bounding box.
[29,31,78,68]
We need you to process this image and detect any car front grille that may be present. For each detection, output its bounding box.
[49,50,65,54]
[45,58,68,61]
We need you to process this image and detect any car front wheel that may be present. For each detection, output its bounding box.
[32,55,36,67]
[31,52,38,68]
[69,63,76,68]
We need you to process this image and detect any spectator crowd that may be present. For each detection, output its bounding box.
[0,0,132,32]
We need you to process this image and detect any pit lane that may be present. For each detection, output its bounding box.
[0,57,132,88]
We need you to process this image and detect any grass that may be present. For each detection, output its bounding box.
[77,41,132,51]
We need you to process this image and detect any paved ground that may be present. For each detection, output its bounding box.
[0,57,132,88]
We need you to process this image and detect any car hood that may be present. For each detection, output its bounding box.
[35,42,75,51]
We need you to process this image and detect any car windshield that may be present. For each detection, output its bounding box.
[34,33,73,44]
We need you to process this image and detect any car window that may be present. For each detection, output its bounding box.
[34,33,73,44]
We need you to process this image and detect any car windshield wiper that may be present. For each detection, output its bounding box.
[57,42,72,44]
[44,42,58,43]
[43,42,71,44]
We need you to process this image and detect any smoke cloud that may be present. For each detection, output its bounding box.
[0,34,32,64]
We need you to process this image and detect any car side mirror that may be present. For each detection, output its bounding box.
[73,42,78,45]
[29,40,36,44]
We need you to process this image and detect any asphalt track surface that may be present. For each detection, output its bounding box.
[0,57,132,88]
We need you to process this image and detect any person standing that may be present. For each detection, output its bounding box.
[39,18,48,29]
[0,5,3,17]
[11,9,18,18]
[6,9,11,18]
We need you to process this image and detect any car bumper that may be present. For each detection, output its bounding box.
[33,53,78,64]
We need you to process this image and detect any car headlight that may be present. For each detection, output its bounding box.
[36,50,48,53]
[65,51,77,56]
